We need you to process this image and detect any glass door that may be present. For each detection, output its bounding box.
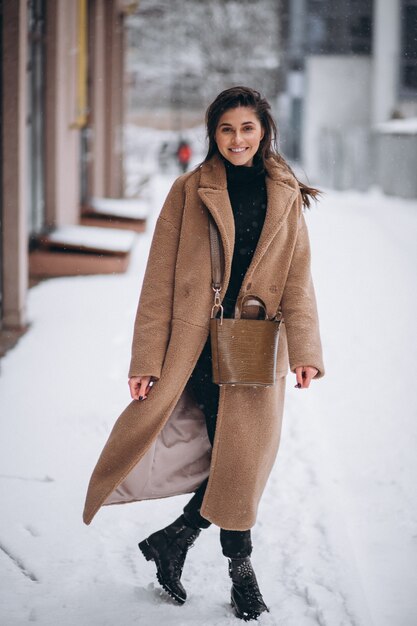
[27,0,46,239]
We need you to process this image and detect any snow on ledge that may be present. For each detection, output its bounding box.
[90,197,149,220]
[374,117,417,135]
[46,225,136,253]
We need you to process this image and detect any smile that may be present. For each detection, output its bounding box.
[229,147,248,153]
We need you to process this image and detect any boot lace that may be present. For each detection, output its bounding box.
[245,582,265,607]
[170,531,198,576]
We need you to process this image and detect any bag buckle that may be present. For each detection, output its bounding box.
[211,287,224,324]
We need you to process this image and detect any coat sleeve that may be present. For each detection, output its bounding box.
[128,176,186,380]
[280,196,325,379]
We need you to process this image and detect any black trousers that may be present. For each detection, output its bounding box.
[183,323,252,559]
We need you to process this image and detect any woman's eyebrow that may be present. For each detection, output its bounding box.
[219,121,256,127]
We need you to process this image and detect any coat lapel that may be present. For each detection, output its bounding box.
[247,163,299,279]
[198,154,299,295]
[197,156,235,289]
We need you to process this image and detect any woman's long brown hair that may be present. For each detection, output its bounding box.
[204,86,322,209]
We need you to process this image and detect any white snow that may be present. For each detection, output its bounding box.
[90,197,150,220]
[44,225,137,253]
[1,172,417,625]
[374,116,417,134]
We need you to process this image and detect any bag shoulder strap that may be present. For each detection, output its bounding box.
[208,215,224,291]
[208,214,283,323]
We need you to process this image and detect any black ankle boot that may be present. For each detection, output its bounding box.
[228,556,269,621]
[138,514,201,604]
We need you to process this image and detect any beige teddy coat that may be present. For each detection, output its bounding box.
[82,153,325,530]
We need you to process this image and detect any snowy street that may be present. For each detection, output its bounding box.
[1,173,416,625]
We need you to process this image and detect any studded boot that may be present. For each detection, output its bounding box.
[138,514,201,604]
[228,556,269,621]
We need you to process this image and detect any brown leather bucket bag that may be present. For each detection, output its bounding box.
[208,215,282,386]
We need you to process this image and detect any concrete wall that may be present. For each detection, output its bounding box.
[374,130,417,198]
[397,100,417,118]
[302,55,372,185]
[1,0,28,328]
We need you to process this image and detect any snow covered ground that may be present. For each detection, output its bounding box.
[1,167,417,625]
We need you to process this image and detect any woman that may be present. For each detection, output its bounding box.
[83,86,325,621]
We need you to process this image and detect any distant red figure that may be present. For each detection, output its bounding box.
[176,140,192,173]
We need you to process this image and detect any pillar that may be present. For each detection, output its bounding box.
[1,0,28,328]
[372,0,401,124]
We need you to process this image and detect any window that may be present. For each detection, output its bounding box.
[400,1,417,97]
[306,0,372,55]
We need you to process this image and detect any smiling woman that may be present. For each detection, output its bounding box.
[83,86,325,621]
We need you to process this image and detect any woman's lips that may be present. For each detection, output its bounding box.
[229,147,248,153]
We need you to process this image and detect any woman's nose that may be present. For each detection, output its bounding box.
[233,131,243,144]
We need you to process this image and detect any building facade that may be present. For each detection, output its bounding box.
[1,0,134,342]
[278,0,417,192]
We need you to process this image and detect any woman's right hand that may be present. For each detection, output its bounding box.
[128,376,153,401]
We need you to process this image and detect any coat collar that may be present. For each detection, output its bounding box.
[197,153,299,290]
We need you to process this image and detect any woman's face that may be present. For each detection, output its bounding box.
[214,106,264,167]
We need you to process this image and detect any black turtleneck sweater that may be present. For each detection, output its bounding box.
[221,156,267,317]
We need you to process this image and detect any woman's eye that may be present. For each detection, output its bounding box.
[243,126,255,132]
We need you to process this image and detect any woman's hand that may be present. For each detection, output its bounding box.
[294,366,318,389]
[128,376,153,401]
